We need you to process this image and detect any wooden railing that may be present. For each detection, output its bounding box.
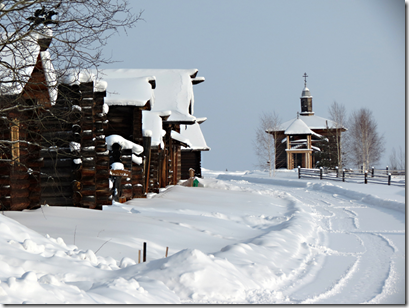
[298,166,405,187]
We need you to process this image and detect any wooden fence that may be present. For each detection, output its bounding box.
[298,166,405,187]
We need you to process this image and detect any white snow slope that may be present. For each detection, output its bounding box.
[0,169,405,304]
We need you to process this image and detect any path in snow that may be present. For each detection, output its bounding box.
[215,172,405,304]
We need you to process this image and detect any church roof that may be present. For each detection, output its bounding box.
[284,118,313,135]
[279,114,342,132]
[301,86,312,98]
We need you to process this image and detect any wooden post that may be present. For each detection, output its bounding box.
[143,136,152,193]
[138,250,141,263]
[342,169,345,182]
[165,246,169,258]
[364,171,368,184]
[388,173,391,185]
[371,166,374,177]
[143,242,147,262]
[11,119,20,165]
[320,167,323,180]
[298,166,301,179]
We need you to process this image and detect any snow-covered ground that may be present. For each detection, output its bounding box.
[0,168,405,304]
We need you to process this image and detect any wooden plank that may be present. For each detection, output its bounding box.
[109,169,132,177]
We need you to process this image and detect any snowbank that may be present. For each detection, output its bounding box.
[1,169,405,304]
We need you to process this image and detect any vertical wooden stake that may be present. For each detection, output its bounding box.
[165,246,169,258]
[138,250,141,263]
[143,242,147,262]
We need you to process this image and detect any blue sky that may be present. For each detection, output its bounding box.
[101,0,405,171]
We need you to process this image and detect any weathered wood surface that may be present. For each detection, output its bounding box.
[181,151,202,179]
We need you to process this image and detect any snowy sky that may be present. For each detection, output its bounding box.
[100,0,405,171]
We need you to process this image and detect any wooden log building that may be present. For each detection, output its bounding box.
[0,31,210,211]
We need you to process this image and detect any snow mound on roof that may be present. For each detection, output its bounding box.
[180,122,210,151]
[104,76,155,107]
[106,135,143,155]
[142,111,166,148]
[278,114,343,131]
[101,69,203,123]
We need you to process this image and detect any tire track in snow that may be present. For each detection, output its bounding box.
[269,185,396,304]
[309,233,394,304]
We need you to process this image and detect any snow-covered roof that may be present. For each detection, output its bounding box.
[100,69,204,123]
[142,111,166,148]
[0,29,57,104]
[284,118,314,135]
[59,71,108,93]
[104,76,155,107]
[171,131,191,148]
[180,122,210,151]
[276,114,344,132]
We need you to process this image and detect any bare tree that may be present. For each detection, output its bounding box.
[1,0,142,78]
[0,0,142,164]
[328,101,347,169]
[254,111,281,176]
[389,146,405,170]
[346,108,385,170]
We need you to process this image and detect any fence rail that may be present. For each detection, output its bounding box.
[298,166,405,187]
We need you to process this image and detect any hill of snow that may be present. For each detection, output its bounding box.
[0,169,405,304]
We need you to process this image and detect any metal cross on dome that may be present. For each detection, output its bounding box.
[303,72,308,87]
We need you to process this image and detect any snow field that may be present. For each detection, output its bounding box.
[1,169,405,304]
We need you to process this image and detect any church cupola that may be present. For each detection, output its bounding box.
[300,73,314,116]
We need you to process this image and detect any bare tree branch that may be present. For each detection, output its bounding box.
[345,108,385,170]
[254,111,281,176]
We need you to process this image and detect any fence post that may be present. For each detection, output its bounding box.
[336,166,339,178]
[371,166,374,177]
[364,171,368,184]
[320,167,323,180]
[298,166,301,179]
[342,169,345,182]
[143,242,147,262]
[388,173,391,185]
